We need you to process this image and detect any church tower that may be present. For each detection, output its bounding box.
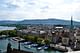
[70,16,74,32]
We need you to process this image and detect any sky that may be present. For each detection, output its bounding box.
[0,0,80,21]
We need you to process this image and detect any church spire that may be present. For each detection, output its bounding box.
[70,16,73,32]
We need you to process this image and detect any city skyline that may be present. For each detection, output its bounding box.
[0,0,80,21]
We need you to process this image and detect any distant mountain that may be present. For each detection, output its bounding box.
[18,19,80,25]
[0,20,17,25]
[0,19,80,25]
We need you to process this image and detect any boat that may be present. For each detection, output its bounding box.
[23,42,32,45]
[37,46,43,50]
[23,42,33,49]
[12,37,25,42]
[35,44,49,50]
[31,43,38,47]
[43,45,49,50]
[24,45,32,49]
[12,38,18,41]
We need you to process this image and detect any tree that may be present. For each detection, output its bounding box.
[8,30,17,37]
[27,35,35,42]
[37,38,43,44]
[44,39,50,45]
[34,36,38,43]
[7,43,12,53]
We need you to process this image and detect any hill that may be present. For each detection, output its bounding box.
[0,19,80,25]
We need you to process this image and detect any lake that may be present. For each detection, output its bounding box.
[0,26,16,31]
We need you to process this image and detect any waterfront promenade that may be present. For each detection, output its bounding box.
[66,51,80,53]
[0,38,63,53]
[11,49,33,53]
[50,44,72,52]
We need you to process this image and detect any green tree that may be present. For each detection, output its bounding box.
[34,36,38,43]
[8,30,17,37]
[27,35,35,42]
[37,38,43,44]
[44,39,50,45]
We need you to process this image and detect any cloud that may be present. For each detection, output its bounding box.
[0,0,80,21]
